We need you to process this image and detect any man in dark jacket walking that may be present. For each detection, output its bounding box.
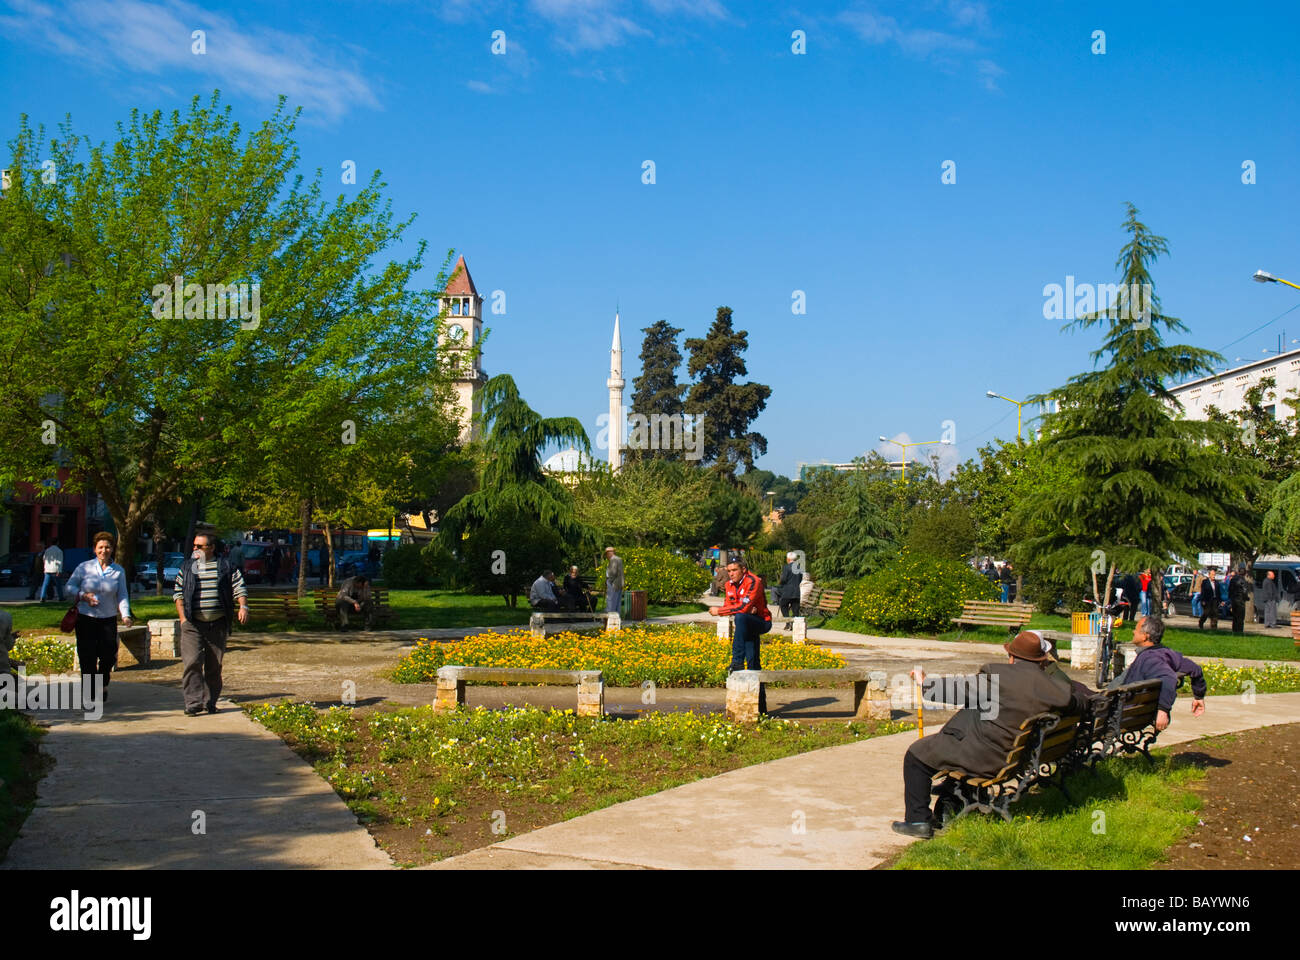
[1109,616,1205,730]
[1228,565,1249,635]
[892,631,1090,839]
[1259,570,1280,629]
[1198,568,1221,630]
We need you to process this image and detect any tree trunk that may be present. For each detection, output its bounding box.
[1244,553,1257,625]
[153,517,166,597]
[297,497,312,601]
[1102,564,1116,607]
[1152,567,1165,621]
[325,524,337,590]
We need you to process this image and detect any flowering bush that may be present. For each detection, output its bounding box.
[1193,660,1300,696]
[839,550,1001,634]
[391,623,845,686]
[10,636,75,675]
[593,548,710,604]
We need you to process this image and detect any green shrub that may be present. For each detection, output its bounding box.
[594,548,710,604]
[11,636,75,675]
[840,550,1000,633]
[744,548,788,589]
[382,543,436,589]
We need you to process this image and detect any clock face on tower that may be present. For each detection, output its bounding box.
[448,324,465,342]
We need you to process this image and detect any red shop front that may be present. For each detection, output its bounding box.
[11,472,87,551]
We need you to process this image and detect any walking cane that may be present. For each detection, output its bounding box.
[914,669,924,738]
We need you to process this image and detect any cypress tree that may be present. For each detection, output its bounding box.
[1011,203,1259,606]
[628,319,685,462]
[683,306,772,477]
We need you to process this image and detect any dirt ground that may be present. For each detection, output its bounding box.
[1160,723,1300,870]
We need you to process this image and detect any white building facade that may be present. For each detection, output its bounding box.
[1170,348,1300,421]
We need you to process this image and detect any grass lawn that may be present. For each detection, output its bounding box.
[0,710,51,862]
[248,699,913,866]
[6,589,707,635]
[826,612,1300,662]
[891,749,1206,870]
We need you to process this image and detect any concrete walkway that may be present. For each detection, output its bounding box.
[427,692,1300,870]
[2,680,390,870]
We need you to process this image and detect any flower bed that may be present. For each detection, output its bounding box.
[10,636,75,675]
[1191,660,1300,696]
[391,624,845,686]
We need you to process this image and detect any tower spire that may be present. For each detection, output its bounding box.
[607,307,625,473]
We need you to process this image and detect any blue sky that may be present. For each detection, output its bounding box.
[4,0,1299,478]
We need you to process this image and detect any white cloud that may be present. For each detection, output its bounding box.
[466,79,495,94]
[529,0,649,51]
[838,2,1001,92]
[0,0,379,123]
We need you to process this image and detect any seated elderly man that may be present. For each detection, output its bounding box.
[335,575,374,630]
[893,630,1090,839]
[529,570,562,612]
[1108,615,1206,731]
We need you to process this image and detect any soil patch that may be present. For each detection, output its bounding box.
[1160,722,1300,869]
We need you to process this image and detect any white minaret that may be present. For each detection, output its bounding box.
[607,310,625,473]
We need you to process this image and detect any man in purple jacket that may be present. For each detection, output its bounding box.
[1111,616,1206,731]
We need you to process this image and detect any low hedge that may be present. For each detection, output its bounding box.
[10,636,75,675]
[840,550,1000,634]
[594,548,710,604]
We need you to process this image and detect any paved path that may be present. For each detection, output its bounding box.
[2,680,390,870]
[427,692,1300,870]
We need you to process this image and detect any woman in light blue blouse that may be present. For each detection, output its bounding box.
[65,532,133,702]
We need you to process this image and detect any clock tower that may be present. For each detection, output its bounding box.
[438,254,486,444]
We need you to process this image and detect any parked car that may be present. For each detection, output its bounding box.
[137,553,186,589]
[1165,579,1231,620]
[335,551,381,580]
[0,552,37,588]
[237,541,275,584]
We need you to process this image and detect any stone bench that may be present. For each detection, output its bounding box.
[434,665,604,717]
[725,667,890,723]
[529,612,619,637]
[147,619,181,659]
[115,625,152,667]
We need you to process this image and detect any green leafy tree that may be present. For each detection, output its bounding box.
[1011,204,1259,608]
[904,501,978,562]
[684,307,771,477]
[0,93,457,576]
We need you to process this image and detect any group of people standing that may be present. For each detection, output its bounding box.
[1191,565,1269,632]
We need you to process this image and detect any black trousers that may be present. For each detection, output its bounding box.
[75,614,118,695]
[779,599,800,618]
[903,743,940,823]
[1231,603,1246,634]
[180,617,228,710]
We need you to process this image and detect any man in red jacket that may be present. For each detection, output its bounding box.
[709,557,772,673]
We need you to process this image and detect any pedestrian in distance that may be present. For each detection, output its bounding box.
[173,532,249,715]
[1228,564,1249,635]
[604,547,624,616]
[1259,570,1280,629]
[1198,568,1221,630]
[268,543,282,586]
[25,542,44,600]
[65,532,133,705]
[777,551,803,630]
[39,536,65,603]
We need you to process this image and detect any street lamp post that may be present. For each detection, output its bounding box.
[878,436,951,483]
[1253,270,1300,292]
[986,390,1029,441]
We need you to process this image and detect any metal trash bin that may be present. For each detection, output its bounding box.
[626,590,647,622]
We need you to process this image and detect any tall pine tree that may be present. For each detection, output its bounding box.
[684,306,771,477]
[628,319,685,462]
[1011,203,1259,607]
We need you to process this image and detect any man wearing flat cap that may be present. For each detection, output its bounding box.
[892,630,1091,839]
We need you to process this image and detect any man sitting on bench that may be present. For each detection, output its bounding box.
[336,575,374,630]
[530,570,562,612]
[1107,616,1206,731]
[892,630,1090,840]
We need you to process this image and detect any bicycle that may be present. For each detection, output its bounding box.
[1083,591,1130,687]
